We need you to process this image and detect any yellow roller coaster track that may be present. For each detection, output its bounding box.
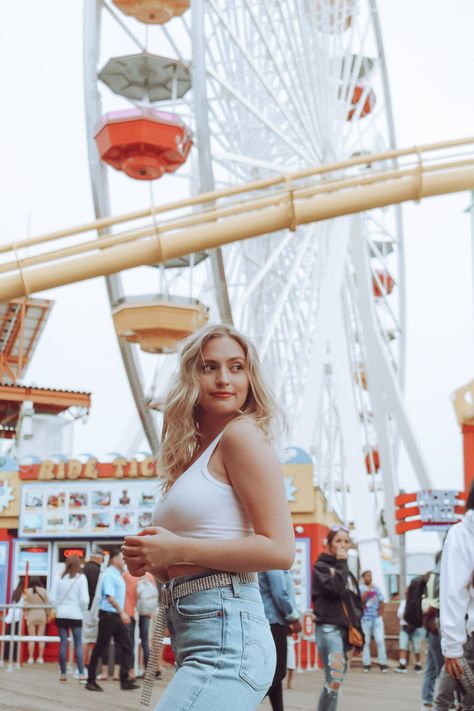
[1,135,473,302]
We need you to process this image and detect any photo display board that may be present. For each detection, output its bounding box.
[19,480,160,538]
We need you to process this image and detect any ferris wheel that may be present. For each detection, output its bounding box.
[83,0,430,577]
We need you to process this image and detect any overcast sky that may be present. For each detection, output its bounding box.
[0,1,473,515]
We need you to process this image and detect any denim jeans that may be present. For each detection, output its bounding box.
[422,632,444,705]
[156,575,276,711]
[315,624,349,711]
[58,625,84,675]
[361,616,387,666]
[118,616,151,669]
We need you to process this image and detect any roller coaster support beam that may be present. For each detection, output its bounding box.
[0,137,473,301]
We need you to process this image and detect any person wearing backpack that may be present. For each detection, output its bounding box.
[122,569,158,679]
[393,589,425,673]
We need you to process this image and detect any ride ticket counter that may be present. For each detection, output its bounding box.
[0,452,160,599]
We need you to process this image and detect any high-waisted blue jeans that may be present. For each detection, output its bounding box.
[315,623,349,711]
[156,574,276,711]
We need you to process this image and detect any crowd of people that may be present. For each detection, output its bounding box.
[5,547,158,691]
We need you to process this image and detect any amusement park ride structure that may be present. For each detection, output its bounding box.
[1,1,473,584]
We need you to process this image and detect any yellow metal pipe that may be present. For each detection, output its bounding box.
[6,155,474,277]
[2,136,473,257]
[0,158,473,302]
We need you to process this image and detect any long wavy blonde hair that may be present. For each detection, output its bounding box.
[159,323,280,491]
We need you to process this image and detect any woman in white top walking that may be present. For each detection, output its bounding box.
[123,323,295,710]
[49,554,89,682]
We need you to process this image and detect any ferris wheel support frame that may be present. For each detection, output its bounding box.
[369,0,406,394]
[83,0,160,453]
[293,218,386,591]
[191,0,233,325]
[350,215,432,523]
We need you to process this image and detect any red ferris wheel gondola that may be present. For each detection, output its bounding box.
[347,84,376,120]
[94,108,192,180]
[372,269,395,298]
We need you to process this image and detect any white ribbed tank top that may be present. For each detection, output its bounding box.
[152,431,254,539]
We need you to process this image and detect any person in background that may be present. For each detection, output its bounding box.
[312,526,364,711]
[286,631,297,690]
[49,554,89,682]
[359,569,388,672]
[81,547,104,669]
[3,579,24,661]
[85,550,137,693]
[259,569,301,711]
[25,576,48,664]
[435,481,474,711]
[421,554,444,711]
[393,589,425,673]
[121,568,157,679]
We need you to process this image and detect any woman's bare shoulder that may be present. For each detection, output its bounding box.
[221,417,267,447]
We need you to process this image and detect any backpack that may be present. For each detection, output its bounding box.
[403,575,427,629]
[136,577,158,616]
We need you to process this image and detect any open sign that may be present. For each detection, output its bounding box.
[64,548,85,558]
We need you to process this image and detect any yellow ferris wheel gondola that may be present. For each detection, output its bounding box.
[112,295,209,354]
[111,0,189,25]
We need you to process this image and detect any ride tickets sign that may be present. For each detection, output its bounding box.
[19,479,159,539]
[19,455,157,481]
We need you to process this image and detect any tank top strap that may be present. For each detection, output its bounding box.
[202,429,226,467]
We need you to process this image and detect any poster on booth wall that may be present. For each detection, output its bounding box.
[290,537,311,613]
[20,480,161,538]
[0,542,8,604]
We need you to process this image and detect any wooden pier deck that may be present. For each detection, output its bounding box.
[0,660,422,711]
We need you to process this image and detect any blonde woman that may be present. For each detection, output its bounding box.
[123,323,295,711]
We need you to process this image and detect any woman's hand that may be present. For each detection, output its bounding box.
[122,527,183,577]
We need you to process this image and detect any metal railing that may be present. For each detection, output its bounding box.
[0,603,57,671]
[0,603,171,676]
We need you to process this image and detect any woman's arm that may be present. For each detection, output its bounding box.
[440,525,472,662]
[79,575,89,612]
[312,560,348,599]
[123,420,295,574]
